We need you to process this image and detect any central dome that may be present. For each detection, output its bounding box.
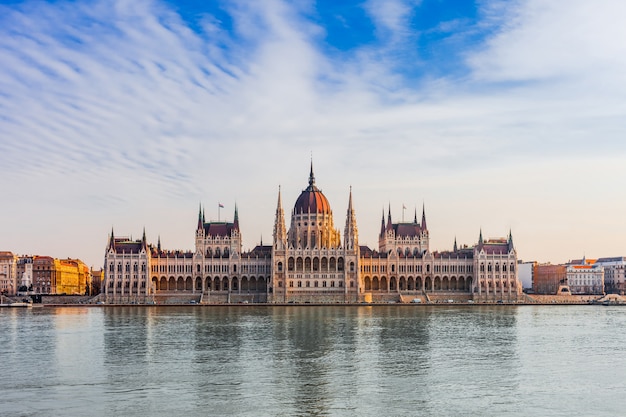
[293,163,332,215]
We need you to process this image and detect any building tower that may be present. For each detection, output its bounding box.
[271,162,359,302]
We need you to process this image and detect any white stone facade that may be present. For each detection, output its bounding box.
[566,264,604,295]
[103,165,522,303]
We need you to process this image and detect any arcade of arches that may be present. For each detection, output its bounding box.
[151,275,268,293]
[363,276,473,292]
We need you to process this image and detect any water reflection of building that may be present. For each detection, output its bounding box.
[103,163,522,303]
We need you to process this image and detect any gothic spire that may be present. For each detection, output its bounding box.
[234,203,239,230]
[508,229,514,251]
[309,159,315,187]
[344,186,358,250]
[414,208,418,224]
[421,203,427,230]
[142,227,147,247]
[109,227,115,250]
[380,207,386,237]
[453,236,458,252]
[157,235,161,252]
[273,186,287,249]
[478,228,483,245]
[386,203,393,232]
[197,203,203,230]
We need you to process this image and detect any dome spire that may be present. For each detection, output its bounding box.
[309,158,315,187]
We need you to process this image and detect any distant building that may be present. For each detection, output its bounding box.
[517,261,535,291]
[0,251,17,295]
[533,263,567,295]
[595,257,626,293]
[17,256,34,292]
[103,164,522,303]
[90,268,103,295]
[33,256,55,294]
[54,259,90,295]
[566,258,604,295]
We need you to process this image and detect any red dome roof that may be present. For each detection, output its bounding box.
[293,164,332,215]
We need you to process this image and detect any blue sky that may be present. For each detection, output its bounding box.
[1,0,626,268]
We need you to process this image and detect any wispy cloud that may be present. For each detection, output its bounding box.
[1,0,625,266]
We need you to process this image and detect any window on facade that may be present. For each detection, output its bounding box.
[314,281,318,287]
[289,281,293,287]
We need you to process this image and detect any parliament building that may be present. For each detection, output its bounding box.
[103,164,522,303]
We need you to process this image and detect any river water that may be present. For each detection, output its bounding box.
[1,305,624,417]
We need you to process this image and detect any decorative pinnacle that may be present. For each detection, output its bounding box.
[309,159,315,186]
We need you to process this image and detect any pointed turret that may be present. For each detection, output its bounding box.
[142,227,147,248]
[234,203,240,230]
[508,229,514,251]
[478,229,484,246]
[273,186,287,249]
[157,235,161,252]
[309,159,316,187]
[197,203,203,230]
[108,227,115,250]
[414,208,418,224]
[380,208,386,237]
[453,236,458,252]
[344,186,358,250]
[421,203,427,230]
[386,204,393,232]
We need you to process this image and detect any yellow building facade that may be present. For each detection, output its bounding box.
[54,259,89,295]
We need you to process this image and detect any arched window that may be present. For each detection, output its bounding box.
[278,262,283,272]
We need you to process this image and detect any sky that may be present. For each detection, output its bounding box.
[1,0,626,268]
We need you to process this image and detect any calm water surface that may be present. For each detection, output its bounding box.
[1,305,625,416]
